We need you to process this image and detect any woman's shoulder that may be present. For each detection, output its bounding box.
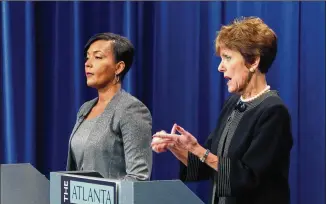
[258,92,289,111]
[117,90,151,114]
[118,89,143,105]
[250,91,291,120]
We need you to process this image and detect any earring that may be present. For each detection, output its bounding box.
[249,68,255,73]
[115,75,120,84]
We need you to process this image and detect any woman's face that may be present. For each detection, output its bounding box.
[218,47,251,93]
[85,40,118,89]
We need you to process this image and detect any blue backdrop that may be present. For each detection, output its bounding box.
[1,1,325,204]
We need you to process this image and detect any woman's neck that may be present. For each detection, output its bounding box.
[97,83,121,105]
[241,73,268,101]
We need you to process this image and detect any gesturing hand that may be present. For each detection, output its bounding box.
[152,124,198,153]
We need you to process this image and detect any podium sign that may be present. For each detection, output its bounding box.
[61,175,117,204]
[51,171,205,204]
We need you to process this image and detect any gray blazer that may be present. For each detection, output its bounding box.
[66,89,152,181]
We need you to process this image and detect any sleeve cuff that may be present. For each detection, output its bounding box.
[179,152,202,181]
[216,157,231,196]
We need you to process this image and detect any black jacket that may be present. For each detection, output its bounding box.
[180,93,293,204]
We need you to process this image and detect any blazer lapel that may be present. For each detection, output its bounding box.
[81,90,124,160]
[70,98,98,138]
[66,98,98,170]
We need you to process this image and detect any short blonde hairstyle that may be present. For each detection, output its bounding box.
[215,17,277,73]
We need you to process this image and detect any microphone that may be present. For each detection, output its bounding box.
[78,115,85,123]
[77,111,87,123]
[235,100,247,112]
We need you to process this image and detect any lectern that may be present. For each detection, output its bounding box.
[0,163,49,204]
[50,171,204,204]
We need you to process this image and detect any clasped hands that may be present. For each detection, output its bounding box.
[151,123,199,153]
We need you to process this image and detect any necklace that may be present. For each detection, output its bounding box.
[240,85,271,102]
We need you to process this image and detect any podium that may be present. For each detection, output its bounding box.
[0,163,49,204]
[50,171,205,204]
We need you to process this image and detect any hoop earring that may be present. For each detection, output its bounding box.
[115,75,120,84]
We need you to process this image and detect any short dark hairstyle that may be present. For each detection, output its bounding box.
[84,32,135,81]
[215,17,277,73]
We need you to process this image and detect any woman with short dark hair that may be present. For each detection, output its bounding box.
[66,32,152,181]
